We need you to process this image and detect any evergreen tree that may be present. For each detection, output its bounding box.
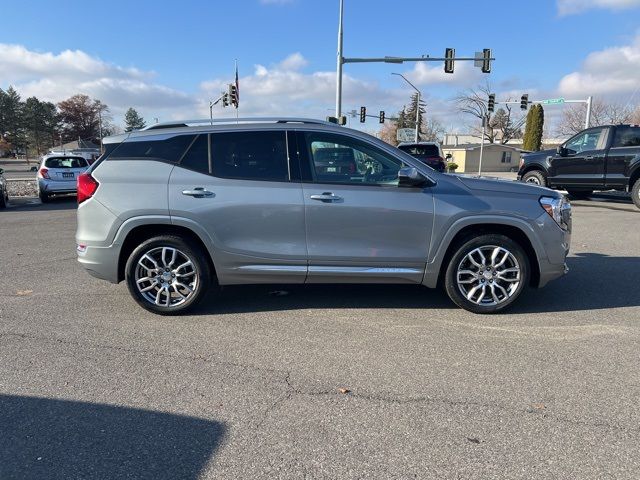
[23,97,59,155]
[403,93,426,137]
[124,107,146,132]
[1,86,26,154]
[523,104,544,151]
[522,107,536,151]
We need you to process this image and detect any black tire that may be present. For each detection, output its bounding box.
[521,170,547,187]
[567,189,593,200]
[125,235,212,315]
[632,179,640,210]
[0,190,6,209]
[444,234,530,314]
[39,191,49,203]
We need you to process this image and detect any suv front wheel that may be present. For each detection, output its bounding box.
[125,235,211,315]
[444,234,530,314]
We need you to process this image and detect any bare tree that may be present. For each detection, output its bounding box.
[422,117,445,143]
[378,121,399,146]
[454,82,525,144]
[557,99,638,135]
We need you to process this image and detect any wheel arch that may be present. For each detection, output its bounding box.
[520,163,548,178]
[117,223,217,283]
[426,220,542,289]
[629,165,640,191]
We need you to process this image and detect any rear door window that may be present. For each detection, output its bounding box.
[109,135,195,163]
[612,127,640,148]
[210,131,289,181]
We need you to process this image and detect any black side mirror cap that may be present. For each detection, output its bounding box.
[556,145,567,156]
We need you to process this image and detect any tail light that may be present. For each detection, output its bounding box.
[38,167,50,179]
[77,172,99,204]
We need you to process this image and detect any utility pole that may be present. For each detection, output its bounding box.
[98,108,103,154]
[585,96,592,129]
[392,73,421,142]
[478,117,486,176]
[335,0,344,118]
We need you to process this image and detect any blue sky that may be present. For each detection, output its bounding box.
[1,0,639,133]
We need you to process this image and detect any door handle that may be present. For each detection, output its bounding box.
[182,187,215,198]
[584,156,594,160]
[310,192,343,203]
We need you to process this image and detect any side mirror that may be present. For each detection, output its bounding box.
[398,166,431,187]
[556,145,567,156]
[30,166,38,172]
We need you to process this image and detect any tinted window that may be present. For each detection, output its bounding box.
[399,144,440,157]
[612,127,640,148]
[565,128,604,154]
[180,134,209,174]
[110,135,195,163]
[305,132,405,186]
[44,157,88,168]
[211,131,288,181]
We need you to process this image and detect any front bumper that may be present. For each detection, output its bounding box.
[535,211,571,288]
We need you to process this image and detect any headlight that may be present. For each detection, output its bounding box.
[540,196,571,230]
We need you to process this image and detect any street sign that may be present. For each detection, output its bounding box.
[542,98,565,105]
[397,128,415,142]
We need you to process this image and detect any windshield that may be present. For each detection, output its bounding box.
[44,157,88,169]
[399,145,440,157]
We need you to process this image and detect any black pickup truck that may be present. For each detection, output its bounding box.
[517,124,640,209]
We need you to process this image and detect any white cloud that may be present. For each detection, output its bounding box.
[0,43,195,117]
[557,34,640,97]
[557,0,640,15]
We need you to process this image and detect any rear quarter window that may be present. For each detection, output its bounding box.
[109,135,196,163]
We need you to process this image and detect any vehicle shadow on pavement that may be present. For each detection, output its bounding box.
[0,394,226,480]
[514,252,640,313]
[193,283,456,315]
[8,196,77,211]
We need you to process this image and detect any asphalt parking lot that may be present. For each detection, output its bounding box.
[1,193,639,479]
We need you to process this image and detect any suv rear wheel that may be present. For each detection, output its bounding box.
[632,179,640,210]
[125,235,211,315]
[444,234,530,314]
[522,170,547,187]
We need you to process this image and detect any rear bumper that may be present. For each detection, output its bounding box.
[39,178,77,193]
[77,243,120,283]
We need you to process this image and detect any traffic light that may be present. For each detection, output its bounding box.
[481,48,492,73]
[222,93,230,107]
[520,94,529,110]
[228,84,238,108]
[360,106,366,123]
[444,48,455,74]
[488,93,495,113]
[379,111,385,123]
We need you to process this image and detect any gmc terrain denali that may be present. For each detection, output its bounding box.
[76,118,571,314]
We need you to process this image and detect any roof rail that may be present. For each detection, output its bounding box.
[142,117,335,131]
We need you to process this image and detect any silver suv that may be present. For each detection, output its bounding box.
[76,118,571,314]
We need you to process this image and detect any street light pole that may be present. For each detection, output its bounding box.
[335,0,344,118]
[585,95,592,129]
[392,73,421,142]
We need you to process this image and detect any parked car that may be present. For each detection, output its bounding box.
[37,154,90,203]
[397,142,446,172]
[0,168,8,208]
[76,118,571,315]
[518,124,640,208]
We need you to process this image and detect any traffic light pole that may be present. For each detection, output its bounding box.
[334,0,493,119]
[496,96,593,129]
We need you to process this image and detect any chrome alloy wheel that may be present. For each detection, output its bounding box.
[525,176,541,185]
[456,245,521,306]
[134,247,198,308]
